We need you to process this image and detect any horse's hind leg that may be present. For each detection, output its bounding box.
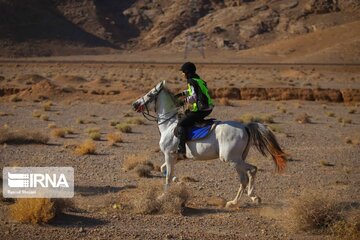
[244,163,261,204]
[225,162,249,208]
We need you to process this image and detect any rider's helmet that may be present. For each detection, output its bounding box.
[180,62,196,75]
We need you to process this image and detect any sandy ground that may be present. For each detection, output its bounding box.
[0,61,360,239]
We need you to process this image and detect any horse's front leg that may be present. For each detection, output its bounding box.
[164,152,175,191]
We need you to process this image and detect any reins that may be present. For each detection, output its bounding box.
[141,87,180,125]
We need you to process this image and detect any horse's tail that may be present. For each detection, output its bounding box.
[246,122,287,172]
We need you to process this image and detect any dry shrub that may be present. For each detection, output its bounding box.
[123,154,153,171]
[63,127,75,134]
[180,176,198,182]
[109,120,119,127]
[125,117,145,125]
[295,113,311,124]
[76,118,85,124]
[86,128,100,134]
[42,101,52,111]
[51,128,66,138]
[40,114,49,121]
[134,165,153,178]
[0,127,49,144]
[348,108,356,114]
[75,140,96,155]
[10,95,22,102]
[32,110,42,118]
[47,123,57,129]
[89,132,101,141]
[116,123,132,133]
[219,98,232,106]
[134,184,189,215]
[106,132,123,145]
[331,217,360,240]
[287,193,341,233]
[326,111,335,117]
[10,198,72,224]
[235,113,274,124]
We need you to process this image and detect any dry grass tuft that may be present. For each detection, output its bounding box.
[47,123,57,129]
[286,192,342,233]
[331,218,360,240]
[51,128,66,138]
[106,132,123,145]
[180,176,199,182]
[134,165,153,178]
[219,98,232,106]
[42,101,53,111]
[116,123,132,133]
[295,113,311,124]
[319,160,335,167]
[76,118,85,124]
[75,139,96,155]
[123,154,153,171]
[125,117,145,125]
[32,110,42,118]
[348,108,356,114]
[89,131,101,141]
[10,198,72,224]
[235,113,274,124]
[326,111,335,117]
[40,114,49,121]
[134,184,189,215]
[63,127,75,134]
[0,127,49,144]
[10,95,22,102]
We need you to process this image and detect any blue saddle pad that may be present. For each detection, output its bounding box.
[187,120,218,140]
[187,125,212,140]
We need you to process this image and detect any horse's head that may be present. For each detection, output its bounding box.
[132,81,165,113]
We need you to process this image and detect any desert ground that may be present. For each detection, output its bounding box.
[0,59,359,240]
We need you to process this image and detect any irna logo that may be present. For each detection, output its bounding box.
[7,172,69,188]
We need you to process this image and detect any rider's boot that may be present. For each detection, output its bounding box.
[177,127,187,160]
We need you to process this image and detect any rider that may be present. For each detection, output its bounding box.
[175,62,214,158]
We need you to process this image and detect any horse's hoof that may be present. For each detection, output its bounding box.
[252,196,261,204]
[225,201,234,208]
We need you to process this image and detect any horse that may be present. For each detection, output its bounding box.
[132,81,287,208]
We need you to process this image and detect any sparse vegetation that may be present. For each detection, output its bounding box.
[219,98,232,106]
[348,108,356,114]
[134,184,189,215]
[42,101,53,111]
[40,114,49,121]
[32,110,42,118]
[75,140,96,155]
[51,128,66,138]
[89,131,101,141]
[10,95,22,102]
[76,118,85,124]
[10,198,72,224]
[63,127,75,134]
[134,165,153,178]
[287,193,341,233]
[125,117,145,125]
[0,127,49,144]
[123,154,153,172]
[295,113,311,124]
[86,128,100,134]
[47,123,57,129]
[326,111,335,117]
[106,132,123,145]
[235,113,274,124]
[116,123,132,133]
[320,160,335,167]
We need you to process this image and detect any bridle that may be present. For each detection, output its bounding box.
[137,85,179,125]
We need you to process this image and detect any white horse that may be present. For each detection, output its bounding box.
[132,81,287,208]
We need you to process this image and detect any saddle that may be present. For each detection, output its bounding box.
[174,118,219,141]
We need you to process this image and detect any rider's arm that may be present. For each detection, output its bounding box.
[185,85,197,104]
[175,90,188,98]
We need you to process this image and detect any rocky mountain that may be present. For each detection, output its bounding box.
[0,0,359,57]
